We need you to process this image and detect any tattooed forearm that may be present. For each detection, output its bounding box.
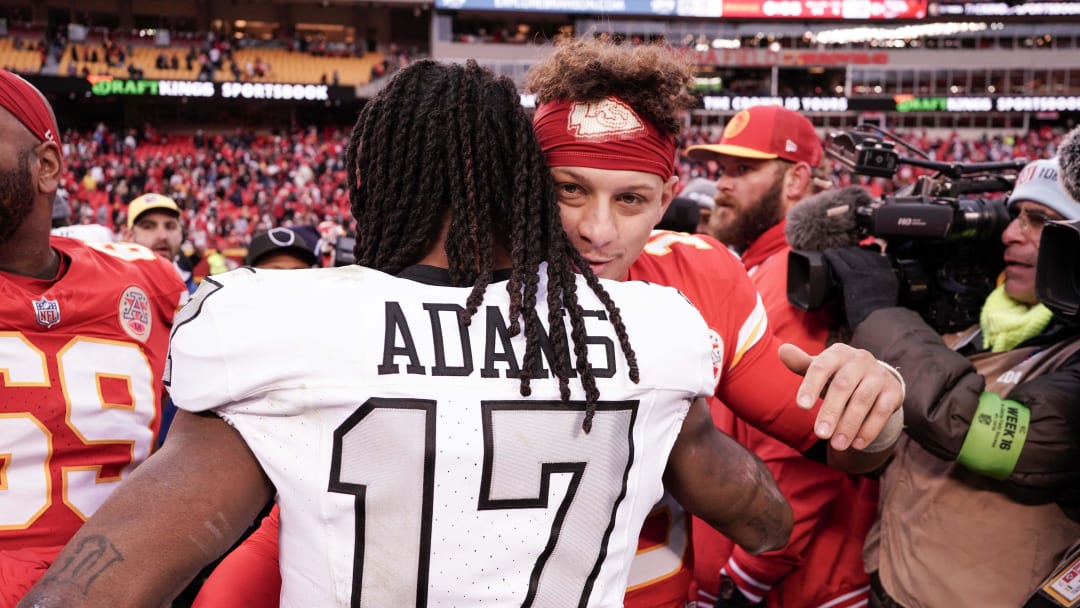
[38,536,124,595]
[744,508,789,552]
[740,461,793,554]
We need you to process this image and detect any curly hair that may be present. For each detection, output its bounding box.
[524,36,697,136]
[346,59,639,432]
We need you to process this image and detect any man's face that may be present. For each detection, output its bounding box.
[553,166,675,280]
[707,156,787,250]
[131,210,183,262]
[0,148,34,246]
[1002,201,1064,304]
[254,251,311,270]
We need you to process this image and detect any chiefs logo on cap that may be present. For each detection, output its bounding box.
[566,97,647,143]
[722,110,751,139]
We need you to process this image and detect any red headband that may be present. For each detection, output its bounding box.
[533,97,676,181]
[0,70,60,145]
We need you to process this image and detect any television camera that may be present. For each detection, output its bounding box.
[788,124,1028,333]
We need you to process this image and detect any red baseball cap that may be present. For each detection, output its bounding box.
[685,106,822,167]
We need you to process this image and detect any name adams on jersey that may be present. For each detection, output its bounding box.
[378,301,617,381]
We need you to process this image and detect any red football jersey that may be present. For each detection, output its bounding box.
[0,237,184,551]
[626,231,817,450]
[623,231,818,608]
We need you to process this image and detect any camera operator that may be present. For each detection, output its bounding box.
[684,106,882,608]
[822,156,1080,608]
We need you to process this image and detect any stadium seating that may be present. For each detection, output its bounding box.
[0,37,44,74]
[224,47,384,86]
[60,43,202,80]
[56,41,385,86]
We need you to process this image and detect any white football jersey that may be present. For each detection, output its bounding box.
[50,223,116,244]
[168,264,716,608]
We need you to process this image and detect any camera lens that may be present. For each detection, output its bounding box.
[952,198,1011,240]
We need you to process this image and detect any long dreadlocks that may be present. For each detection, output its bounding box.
[345,59,639,432]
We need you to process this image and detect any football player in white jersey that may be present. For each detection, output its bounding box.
[19,60,795,608]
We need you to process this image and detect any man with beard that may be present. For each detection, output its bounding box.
[0,69,185,605]
[683,106,878,607]
[684,105,836,360]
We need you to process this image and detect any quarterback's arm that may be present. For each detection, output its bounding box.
[17,410,273,608]
[718,335,902,474]
[664,398,793,555]
[776,342,903,474]
[704,242,902,472]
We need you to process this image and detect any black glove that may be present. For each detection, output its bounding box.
[822,245,899,328]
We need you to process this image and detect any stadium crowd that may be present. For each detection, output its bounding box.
[58,124,354,253]
[55,121,1069,259]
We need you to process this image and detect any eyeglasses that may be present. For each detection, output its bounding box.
[1009,207,1057,237]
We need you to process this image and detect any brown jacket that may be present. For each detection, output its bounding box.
[851,308,1080,607]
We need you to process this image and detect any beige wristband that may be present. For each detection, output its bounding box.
[861,360,906,453]
[876,359,906,400]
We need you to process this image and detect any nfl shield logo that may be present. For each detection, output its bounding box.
[32,296,61,328]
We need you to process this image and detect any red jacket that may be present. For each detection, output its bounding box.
[690,221,877,608]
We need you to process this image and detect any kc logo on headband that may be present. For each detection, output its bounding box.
[567,97,647,143]
[535,96,676,180]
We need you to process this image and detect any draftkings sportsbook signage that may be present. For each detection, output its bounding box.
[85,76,351,102]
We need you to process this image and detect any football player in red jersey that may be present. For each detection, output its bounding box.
[524,38,903,608]
[0,70,185,605]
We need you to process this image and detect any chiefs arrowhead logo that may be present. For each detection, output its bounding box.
[723,110,751,139]
[566,97,648,143]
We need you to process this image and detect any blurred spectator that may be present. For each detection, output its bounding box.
[50,192,115,244]
[124,192,196,293]
[243,227,318,269]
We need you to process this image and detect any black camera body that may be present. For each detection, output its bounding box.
[788,126,1025,333]
[1037,219,1080,324]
